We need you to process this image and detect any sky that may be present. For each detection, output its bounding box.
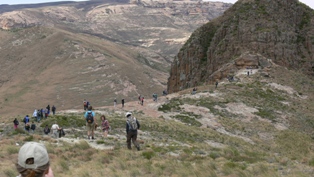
[0,0,313,9]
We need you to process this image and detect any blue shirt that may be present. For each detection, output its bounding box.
[84,111,95,118]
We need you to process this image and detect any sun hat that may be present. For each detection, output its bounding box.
[125,112,132,117]
[18,142,49,169]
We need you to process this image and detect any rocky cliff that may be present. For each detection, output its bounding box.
[168,0,314,93]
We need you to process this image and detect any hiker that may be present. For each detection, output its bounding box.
[44,125,50,135]
[192,87,197,95]
[37,109,42,122]
[84,105,96,140]
[44,108,49,119]
[25,123,30,133]
[23,115,30,125]
[58,127,65,138]
[215,81,218,88]
[155,94,158,102]
[247,71,250,76]
[152,93,156,102]
[52,105,56,115]
[122,99,125,108]
[40,108,44,119]
[162,90,168,96]
[83,99,87,110]
[33,109,38,122]
[125,112,141,151]
[51,122,61,139]
[13,118,19,129]
[46,105,50,115]
[16,142,54,177]
[141,96,144,106]
[138,95,141,104]
[114,98,117,107]
[30,122,36,133]
[101,115,110,138]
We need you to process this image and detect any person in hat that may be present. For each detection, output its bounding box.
[16,142,54,177]
[125,112,141,151]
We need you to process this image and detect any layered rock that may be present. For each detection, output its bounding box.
[168,0,314,93]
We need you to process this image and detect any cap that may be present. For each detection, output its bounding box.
[125,112,132,117]
[18,142,49,169]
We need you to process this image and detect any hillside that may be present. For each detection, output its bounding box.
[168,0,314,93]
[0,61,313,176]
[0,0,231,117]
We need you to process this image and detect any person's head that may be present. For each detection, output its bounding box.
[125,112,132,118]
[16,142,51,177]
[88,105,92,111]
[100,115,106,120]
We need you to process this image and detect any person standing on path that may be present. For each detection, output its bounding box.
[141,96,144,106]
[125,112,141,151]
[84,105,96,140]
[215,81,218,88]
[114,98,117,108]
[101,115,110,138]
[52,105,56,115]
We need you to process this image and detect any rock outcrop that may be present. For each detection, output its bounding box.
[168,0,314,93]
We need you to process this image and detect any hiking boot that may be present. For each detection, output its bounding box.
[136,146,140,151]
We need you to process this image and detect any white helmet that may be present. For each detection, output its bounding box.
[125,112,132,117]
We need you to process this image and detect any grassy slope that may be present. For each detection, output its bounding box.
[0,64,313,176]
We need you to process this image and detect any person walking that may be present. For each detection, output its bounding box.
[101,115,110,138]
[114,98,117,108]
[51,122,60,139]
[44,125,50,135]
[215,81,218,88]
[30,122,36,133]
[25,123,30,133]
[23,115,30,125]
[33,109,38,122]
[84,105,96,140]
[13,118,19,129]
[141,96,144,106]
[83,99,88,111]
[122,99,125,108]
[46,105,50,115]
[125,112,140,151]
[52,105,56,115]
[16,142,54,177]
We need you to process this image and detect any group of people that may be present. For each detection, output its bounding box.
[13,103,143,177]
[83,105,140,151]
[32,105,56,122]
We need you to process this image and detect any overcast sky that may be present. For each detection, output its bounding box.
[0,0,313,9]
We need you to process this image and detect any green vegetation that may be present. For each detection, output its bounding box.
[157,98,183,112]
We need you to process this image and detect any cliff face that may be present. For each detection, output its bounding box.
[168,0,314,93]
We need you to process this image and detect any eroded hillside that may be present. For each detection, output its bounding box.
[0,0,231,117]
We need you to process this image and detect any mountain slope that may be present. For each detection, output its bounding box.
[0,0,231,117]
[168,0,314,93]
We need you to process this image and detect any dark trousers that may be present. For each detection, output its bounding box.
[127,131,139,149]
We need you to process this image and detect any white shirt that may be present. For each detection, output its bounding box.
[51,124,59,130]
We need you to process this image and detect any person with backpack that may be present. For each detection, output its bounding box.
[125,112,140,151]
[23,115,30,124]
[13,118,19,129]
[52,105,56,115]
[84,105,96,140]
[46,105,50,115]
[101,115,110,138]
[44,125,50,135]
[30,122,36,133]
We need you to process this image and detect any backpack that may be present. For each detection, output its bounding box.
[86,112,94,123]
[14,120,19,125]
[44,127,50,134]
[127,117,138,131]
